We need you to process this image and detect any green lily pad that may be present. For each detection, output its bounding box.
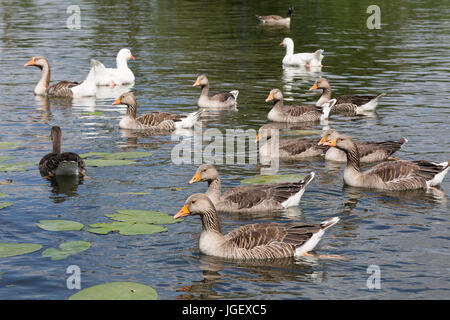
[240,174,306,185]
[0,156,16,163]
[287,130,322,136]
[0,243,42,258]
[36,220,84,231]
[125,192,150,195]
[69,282,158,300]
[81,111,104,116]
[0,192,4,198]
[80,151,152,160]
[86,221,167,236]
[85,159,136,167]
[42,241,91,261]
[0,142,23,150]
[107,210,180,225]
[0,161,38,172]
[0,202,13,209]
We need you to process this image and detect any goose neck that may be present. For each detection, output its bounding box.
[206,177,221,204]
[200,208,222,234]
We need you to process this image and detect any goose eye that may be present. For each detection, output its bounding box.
[191,200,196,204]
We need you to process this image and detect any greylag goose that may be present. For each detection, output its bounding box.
[309,78,385,114]
[265,89,336,123]
[92,48,135,86]
[24,56,96,98]
[193,75,239,109]
[256,6,293,26]
[319,129,408,163]
[322,135,450,190]
[174,193,340,259]
[112,92,201,131]
[256,124,326,160]
[280,38,324,68]
[188,164,315,213]
[39,126,86,177]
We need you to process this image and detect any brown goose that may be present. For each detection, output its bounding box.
[256,124,327,160]
[309,78,385,114]
[193,75,239,109]
[39,126,86,177]
[322,135,450,190]
[318,129,408,163]
[265,89,336,123]
[256,6,293,26]
[174,193,340,259]
[113,92,201,131]
[24,56,96,98]
[188,164,315,213]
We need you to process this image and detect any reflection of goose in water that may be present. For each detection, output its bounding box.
[49,174,82,200]
[282,65,323,95]
[176,252,328,300]
[95,83,133,100]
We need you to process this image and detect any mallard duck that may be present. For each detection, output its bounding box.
[280,38,324,68]
[319,129,408,163]
[256,124,326,160]
[193,74,239,109]
[256,6,293,26]
[112,92,201,131]
[174,193,340,259]
[188,164,314,213]
[322,135,450,190]
[92,48,135,86]
[309,78,385,114]
[265,89,336,123]
[39,126,86,177]
[24,56,96,98]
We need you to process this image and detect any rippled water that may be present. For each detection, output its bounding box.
[0,0,449,299]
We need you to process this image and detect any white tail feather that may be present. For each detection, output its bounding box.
[357,93,386,112]
[281,172,315,208]
[176,111,202,129]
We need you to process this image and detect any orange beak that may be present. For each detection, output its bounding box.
[318,136,327,145]
[193,80,201,87]
[280,42,284,46]
[130,54,135,60]
[24,57,35,67]
[112,97,121,105]
[174,205,190,219]
[323,139,337,147]
[265,93,274,102]
[189,172,201,184]
[309,83,318,91]
[255,132,261,143]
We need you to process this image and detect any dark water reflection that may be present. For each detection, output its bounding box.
[0,0,449,299]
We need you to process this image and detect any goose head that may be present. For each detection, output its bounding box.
[318,129,340,145]
[309,77,330,91]
[193,74,209,87]
[174,193,216,219]
[24,56,49,70]
[287,6,294,17]
[255,124,273,142]
[50,126,62,142]
[265,88,283,103]
[112,92,137,107]
[322,135,356,152]
[280,37,294,48]
[189,163,219,184]
[117,48,135,61]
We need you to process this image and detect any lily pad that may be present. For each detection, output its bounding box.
[0,142,23,150]
[36,220,84,231]
[69,282,158,300]
[0,202,13,209]
[84,159,136,167]
[287,130,323,136]
[86,221,167,236]
[80,151,152,160]
[42,241,91,261]
[0,156,16,163]
[0,243,42,258]
[107,210,180,225]
[81,111,104,116]
[240,174,306,185]
[0,192,4,198]
[0,161,38,172]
